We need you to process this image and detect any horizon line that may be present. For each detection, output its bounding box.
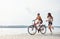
[0,26,60,28]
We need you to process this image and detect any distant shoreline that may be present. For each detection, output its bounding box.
[0,26,60,28]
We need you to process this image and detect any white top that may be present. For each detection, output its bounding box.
[48,17,53,22]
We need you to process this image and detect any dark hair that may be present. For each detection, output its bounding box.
[37,13,40,15]
[47,13,53,19]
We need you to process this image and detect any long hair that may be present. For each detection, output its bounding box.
[47,13,53,19]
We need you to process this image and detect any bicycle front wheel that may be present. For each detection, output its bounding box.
[28,25,37,35]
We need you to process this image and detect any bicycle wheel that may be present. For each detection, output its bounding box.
[28,25,37,35]
[40,25,46,34]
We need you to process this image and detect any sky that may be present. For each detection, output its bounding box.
[0,0,60,26]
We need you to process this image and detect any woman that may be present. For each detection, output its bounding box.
[34,13,43,33]
[34,13,43,25]
[46,13,54,33]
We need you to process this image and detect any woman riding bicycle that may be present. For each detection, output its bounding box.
[34,13,43,33]
[28,13,46,35]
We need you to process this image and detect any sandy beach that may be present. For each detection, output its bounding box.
[0,32,60,39]
[0,28,60,39]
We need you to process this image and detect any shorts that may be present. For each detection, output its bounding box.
[48,21,52,25]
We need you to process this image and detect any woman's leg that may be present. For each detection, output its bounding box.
[34,22,40,33]
[48,22,53,33]
[52,26,54,30]
[48,25,52,33]
[34,22,39,30]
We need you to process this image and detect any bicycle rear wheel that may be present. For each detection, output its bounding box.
[40,25,46,34]
[28,25,37,35]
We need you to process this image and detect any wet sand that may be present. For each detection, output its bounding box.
[0,32,60,39]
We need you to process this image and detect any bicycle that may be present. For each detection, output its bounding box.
[28,20,46,35]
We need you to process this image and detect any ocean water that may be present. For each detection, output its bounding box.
[0,28,27,35]
[0,26,60,35]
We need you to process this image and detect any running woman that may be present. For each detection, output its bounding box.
[46,13,54,33]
